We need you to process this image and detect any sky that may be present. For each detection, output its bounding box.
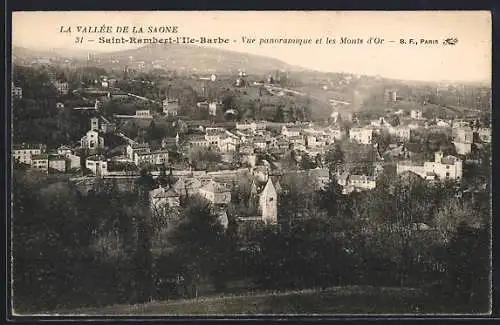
[12,11,491,82]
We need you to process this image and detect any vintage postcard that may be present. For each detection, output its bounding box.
[10,11,492,316]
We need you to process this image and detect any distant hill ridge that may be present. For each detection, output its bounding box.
[13,44,304,74]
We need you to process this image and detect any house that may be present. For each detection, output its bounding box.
[208,102,222,116]
[57,145,73,157]
[196,101,209,109]
[134,150,169,167]
[349,128,373,144]
[53,80,69,95]
[239,144,255,155]
[48,155,66,173]
[219,134,239,153]
[56,145,80,170]
[198,180,232,205]
[236,122,268,132]
[205,127,226,147]
[384,144,411,160]
[66,153,81,170]
[149,185,181,215]
[162,133,180,149]
[452,127,474,155]
[347,175,376,192]
[126,143,150,160]
[436,120,450,127]
[289,135,306,147]
[85,155,109,176]
[281,126,301,138]
[388,126,411,142]
[31,154,49,173]
[252,136,267,150]
[163,98,179,116]
[13,143,46,165]
[307,168,330,190]
[135,110,152,118]
[396,151,463,181]
[12,83,22,99]
[186,134,209,149]
[410,109,423,119]
[322,128,343,143]
[371,117,389,127]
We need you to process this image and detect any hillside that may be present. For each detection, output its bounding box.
[50,286,473,315]
[95,44,298,74]
[12,46,88,60]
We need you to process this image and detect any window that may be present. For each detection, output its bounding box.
[446,172,450,179]
[269,197,274,202]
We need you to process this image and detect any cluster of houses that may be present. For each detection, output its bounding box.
[148,165,282,227]
[13,143,80,174]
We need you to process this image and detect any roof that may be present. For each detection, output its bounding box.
[173,177,202,191]
[32,154,49,160]
[349,175,376,182]
[187,134,208,141]
[58,145,72,150]
[87,155,107,161]
[309,168,330,178]
[283,127,301,133]
[131,143,150,149]
[150,186,179,198]
[200,180,230,193]
[13,143,45,150]
[441,155,458,165]
[49,155,66,161]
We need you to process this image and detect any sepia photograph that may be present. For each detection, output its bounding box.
[10,11,492,316]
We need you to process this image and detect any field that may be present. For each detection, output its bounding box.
[49,286,476,316]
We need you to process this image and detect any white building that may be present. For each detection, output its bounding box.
[31,154,49,173]
[135,110,153,118]
[345,175,377,193]
[281,126,301,138]
[410,109,423,119]
[85,155,109,176]
[198,180,232,205]
[163,98,179,116]
[48,155,66,173]
[219,134,239,153]
[53,81,69,95]
[396,151,463,181]
[149,185,181,215]
[349,128,373,144]
[126,143,150,160]
[12,83,22,99]
[388,126,411,141]
[452,127,474,155]
[13,143,46,165]
[134,150,169,167]
[208,102,222,116]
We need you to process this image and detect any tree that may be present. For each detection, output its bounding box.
[325,143,345,173]
[168,196,228,297]
[445,223,490,311]
[187,148,222,171]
